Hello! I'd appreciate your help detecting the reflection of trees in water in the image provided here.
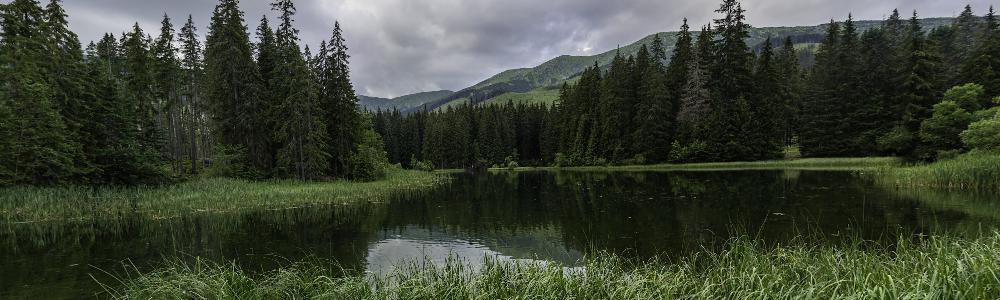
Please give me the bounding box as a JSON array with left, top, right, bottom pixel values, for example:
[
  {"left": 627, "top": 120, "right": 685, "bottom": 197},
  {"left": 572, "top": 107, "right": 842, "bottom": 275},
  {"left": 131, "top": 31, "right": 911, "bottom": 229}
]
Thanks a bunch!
[
  {"left": 0, "top": 203, "right": 385, "bottom": 298},
  {"left": 383, "top": 170, "right": 972, "bottom": 262}
]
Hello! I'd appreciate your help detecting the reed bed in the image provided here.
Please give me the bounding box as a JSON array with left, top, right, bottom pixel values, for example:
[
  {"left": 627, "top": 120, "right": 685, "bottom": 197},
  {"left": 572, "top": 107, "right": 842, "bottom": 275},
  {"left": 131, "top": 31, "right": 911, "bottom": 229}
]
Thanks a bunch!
[
  {"left": 105, "top": 231, "right": 1000, "bottom": 299},
  {"left": 541, "top": 157, "right": 901, "bottom": 172},
  {"left": 866, "top": 152, "right": 1000, "bottom": 189},
  {"left": 0, "top": 169, "right": 446, "bottom": 226}
]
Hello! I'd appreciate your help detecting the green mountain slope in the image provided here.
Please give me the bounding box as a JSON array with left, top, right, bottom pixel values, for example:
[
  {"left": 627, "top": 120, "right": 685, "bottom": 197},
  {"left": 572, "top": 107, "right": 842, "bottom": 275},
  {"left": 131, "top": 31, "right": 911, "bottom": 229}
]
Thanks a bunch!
[
  {"left": 358, "top": 90, "right": 454, "bottom": 112},
  {"left": 406, "top": 17, "right": 954, "bottom": 112}
]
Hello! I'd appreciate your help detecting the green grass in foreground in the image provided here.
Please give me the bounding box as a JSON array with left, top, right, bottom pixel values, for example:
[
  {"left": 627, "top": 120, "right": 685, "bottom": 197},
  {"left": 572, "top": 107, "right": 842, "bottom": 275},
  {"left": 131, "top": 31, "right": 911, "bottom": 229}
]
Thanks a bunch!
[
  {"left": 532, "top": 157, "right": 901, "bottom": 172},
  {"left": 105, "top": 231, "right": 1000, "bottom": 299},
  {"left": 866, "top": 151, "right": 1000, "bottom": 189},
  {"left": 0, "top": 169, "right": 445, "bottom": 225}
]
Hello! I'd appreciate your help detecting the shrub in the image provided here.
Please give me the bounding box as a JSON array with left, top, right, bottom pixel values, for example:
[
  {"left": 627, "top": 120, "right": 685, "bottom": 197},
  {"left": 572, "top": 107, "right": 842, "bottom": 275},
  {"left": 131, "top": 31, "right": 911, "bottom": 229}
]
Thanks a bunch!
[{"left": 961, "top": 110, "right": 1000, "bottom": 151}]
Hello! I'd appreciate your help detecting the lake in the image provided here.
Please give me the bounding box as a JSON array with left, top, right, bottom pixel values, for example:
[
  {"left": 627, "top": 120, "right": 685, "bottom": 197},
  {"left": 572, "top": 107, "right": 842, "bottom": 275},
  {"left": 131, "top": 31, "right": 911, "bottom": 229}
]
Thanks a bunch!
[{"left": 2, "top": 170, "right": 998, "bottom": 299}]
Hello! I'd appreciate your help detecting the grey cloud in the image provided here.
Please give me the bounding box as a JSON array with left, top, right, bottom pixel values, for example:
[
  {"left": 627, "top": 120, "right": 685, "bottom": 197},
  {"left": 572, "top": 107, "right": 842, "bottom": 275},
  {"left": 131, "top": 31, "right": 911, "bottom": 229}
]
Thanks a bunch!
[{"left": 47, "top": 0, "right": 989, "bottom": 98}]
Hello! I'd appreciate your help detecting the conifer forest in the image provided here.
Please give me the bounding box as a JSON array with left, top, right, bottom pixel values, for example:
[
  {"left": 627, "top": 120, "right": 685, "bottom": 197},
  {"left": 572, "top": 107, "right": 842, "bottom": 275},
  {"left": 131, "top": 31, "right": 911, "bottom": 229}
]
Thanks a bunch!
[
  {"left": 374, "top": 3, "right": 1000, "bottom": 170},
  {"left": 0, "top": 0, "right": 387, "bottom": 187},
  {"left": 3, "top": 0, "right": 1000, "bottom": 185}
]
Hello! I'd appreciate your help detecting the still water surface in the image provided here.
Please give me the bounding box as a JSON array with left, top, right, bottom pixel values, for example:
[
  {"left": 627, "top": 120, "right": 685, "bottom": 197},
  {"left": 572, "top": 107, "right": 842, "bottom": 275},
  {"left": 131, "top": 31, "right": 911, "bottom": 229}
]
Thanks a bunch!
[{"left": 2, "top": 170, "right": 998, "bottom": 299}]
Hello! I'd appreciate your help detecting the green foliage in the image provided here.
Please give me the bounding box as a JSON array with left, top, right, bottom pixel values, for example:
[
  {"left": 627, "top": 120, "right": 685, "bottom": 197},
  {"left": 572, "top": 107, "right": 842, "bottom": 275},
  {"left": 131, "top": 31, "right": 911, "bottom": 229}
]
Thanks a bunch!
[
  {"left": 961, "top": 110, "right": 1000, "bottom": 151},
  {"left": 918, "top": 100, "right": 974, "bottom": 160},
  {"left": 410, "top": 155, "right": 434, "bottom": 172},
  {"left": 943, "top": 83, "right": 986, "bottom": 111},
  {"left": 669, "top": 140, "right": 710, "bottom": 164},
  {"left": 349, "top": 114, "right": 390, "bottom": 182}
]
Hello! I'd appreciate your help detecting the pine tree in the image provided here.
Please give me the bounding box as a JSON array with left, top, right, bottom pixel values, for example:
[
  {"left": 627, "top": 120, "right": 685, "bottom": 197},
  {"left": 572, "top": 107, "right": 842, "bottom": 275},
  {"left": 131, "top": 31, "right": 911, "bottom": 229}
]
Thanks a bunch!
[
  {"left": 178, "top": 15, "right": 204, "bottom": 175},
  {"left": 40, "top": 0, "right": 91, "bottom": 181},
  {"left": 801, "top": 20, "right": 843, "bottom": 157},
  {"left": 321, "top": 21, "right": 363, "bottom": 177},
  {"left": 0, "top": 0, "right": 79, "bottom": 185},
  {"left": 750, "top": 36, "right": 784, "bottom": 160},
  {"left": 960, "top": 6, "right": 1000, "bottom": 98},
  {"left": 205, "top": 0, "right": 264, "bottom": 177},
  {"left": 270, "top": 0, "right": 330, "bottom": 181},
  {"left": 152, "top": 14, "right": 183, "bottom": 177},
  {"left": 677, "top": 25, "right": 713, "bottom": 135},
  {"left": 665, "top": 20, "right": 692, "bottom": 121},
  {"left": 775, "top": 36, "right": 802, "bottom": 148},
  {"left": 708, "top": 0, "right": 755, "bottom": 161}
]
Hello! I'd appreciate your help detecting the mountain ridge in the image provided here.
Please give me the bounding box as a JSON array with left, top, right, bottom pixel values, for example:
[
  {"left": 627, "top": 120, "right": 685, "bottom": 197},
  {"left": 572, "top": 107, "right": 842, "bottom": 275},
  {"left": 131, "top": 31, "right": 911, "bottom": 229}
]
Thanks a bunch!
[{"left": 363, "top": 17, "right": 954, "bottom": 113}]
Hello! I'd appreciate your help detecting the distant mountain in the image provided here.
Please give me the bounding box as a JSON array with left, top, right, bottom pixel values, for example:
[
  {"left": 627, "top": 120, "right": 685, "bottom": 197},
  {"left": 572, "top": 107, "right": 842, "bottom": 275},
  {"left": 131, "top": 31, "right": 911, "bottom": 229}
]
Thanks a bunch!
[
  {"left": 357, "top": 90, "right": 454, "bottom": 112},
  {"left": 399, "top": 17, "right": 954, "bottom": 113}
]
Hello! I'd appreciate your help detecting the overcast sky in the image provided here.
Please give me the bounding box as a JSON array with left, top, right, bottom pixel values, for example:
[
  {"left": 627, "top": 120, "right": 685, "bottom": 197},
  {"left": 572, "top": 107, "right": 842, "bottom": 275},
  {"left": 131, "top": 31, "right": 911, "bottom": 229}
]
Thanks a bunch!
[{"left": 49, "top": 0, "right": 988, "bottom": 98}]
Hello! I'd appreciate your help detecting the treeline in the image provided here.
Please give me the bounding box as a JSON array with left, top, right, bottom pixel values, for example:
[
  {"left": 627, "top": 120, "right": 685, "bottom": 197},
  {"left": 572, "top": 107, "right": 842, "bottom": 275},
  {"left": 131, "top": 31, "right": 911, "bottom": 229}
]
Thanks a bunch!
[
  {"left": 376, "top": 1, "right": 1000, "bottom": 169},
  {"left": 373, "top": 100, "right": 548, "bottom": 169},
  {"left": 0, "top": 0, "right": 387, "bottom": 187}
]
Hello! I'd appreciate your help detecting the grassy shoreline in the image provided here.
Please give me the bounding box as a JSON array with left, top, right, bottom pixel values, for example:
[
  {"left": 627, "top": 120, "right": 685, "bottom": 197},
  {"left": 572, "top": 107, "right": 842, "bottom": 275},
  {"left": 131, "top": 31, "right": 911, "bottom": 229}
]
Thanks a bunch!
[
  {"left": 489, "top": 157, "right": 902, "bottom": 172},
  {"left": 106, "top": 231, "right": 1000, "bottom": 299},
  {"left": 1, "top": 169, "right": 446, "bottom": 225},
  {"left": 865, "top": 152, "right": 1000, "bottom": 189}
]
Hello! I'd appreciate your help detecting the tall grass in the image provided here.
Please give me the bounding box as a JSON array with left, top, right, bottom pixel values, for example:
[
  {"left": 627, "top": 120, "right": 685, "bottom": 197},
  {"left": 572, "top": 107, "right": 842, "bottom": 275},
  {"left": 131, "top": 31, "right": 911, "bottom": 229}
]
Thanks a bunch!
[
  {"left": 542, "top": 157, "right": 901, "bottom": 172},
  {"left": 105, "top": 231, "right": 1000, "bottom": 299},
  {"left": 867, "top": 152, "right": 1000, "bottom": 189},
  {"left": 0, "top": 169, "right": 446, "bottom": 226}
]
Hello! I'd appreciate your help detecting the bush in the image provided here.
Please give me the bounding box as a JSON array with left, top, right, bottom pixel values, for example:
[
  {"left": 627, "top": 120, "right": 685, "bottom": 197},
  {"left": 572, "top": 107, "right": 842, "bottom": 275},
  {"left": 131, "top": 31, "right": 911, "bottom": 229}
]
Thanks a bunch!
[
  {"left": 669, "top": 140, "right": 710, "bottom": 164},
  {"left": 506, "top": 161, "right": 519, "bottom": 170},
  {"left": 410, "top": 155, "right": 434, "bottom": 172},
  {"left": 961, "top": 110, "right": 1000, "bottom": 151},
  {"left": 554, "top": 153, "right": 569, "bottom": 167}
]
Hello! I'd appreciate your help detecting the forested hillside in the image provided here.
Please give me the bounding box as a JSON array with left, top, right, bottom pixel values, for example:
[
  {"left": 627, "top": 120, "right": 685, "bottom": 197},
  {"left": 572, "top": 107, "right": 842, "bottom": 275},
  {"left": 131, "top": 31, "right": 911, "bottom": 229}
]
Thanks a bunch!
[
  {"left": 398, "top": 17, "right": 955, "bottom": 113},
  {"left": 358, "top": 90, "right": 452, "bottom": 112},
  {"left": 374, "top": 3, "right": 1000, "bottom": 169},
  {"left": 0, "top": 0, "right": 388, "bottom": 186}
]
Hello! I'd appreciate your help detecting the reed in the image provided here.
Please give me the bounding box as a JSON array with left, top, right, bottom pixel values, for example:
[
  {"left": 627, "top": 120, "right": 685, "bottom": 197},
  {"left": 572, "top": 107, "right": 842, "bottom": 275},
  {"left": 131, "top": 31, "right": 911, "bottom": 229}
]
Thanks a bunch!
[
  {"left": 866, "top": 151, "right": 1000, "bottom": 189},
  {"left": 0, "top": 169, "right": 446, "bottom": 226},
  {"left": 105, "top": 231, "right": 1000, "bottom": 299}
]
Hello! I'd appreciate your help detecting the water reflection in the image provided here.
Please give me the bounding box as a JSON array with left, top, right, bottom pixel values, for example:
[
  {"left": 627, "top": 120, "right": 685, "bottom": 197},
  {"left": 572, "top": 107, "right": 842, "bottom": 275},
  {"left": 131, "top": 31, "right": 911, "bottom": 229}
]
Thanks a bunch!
[{"left": 1, "top": 170, "right": 998, "bottom": 299}]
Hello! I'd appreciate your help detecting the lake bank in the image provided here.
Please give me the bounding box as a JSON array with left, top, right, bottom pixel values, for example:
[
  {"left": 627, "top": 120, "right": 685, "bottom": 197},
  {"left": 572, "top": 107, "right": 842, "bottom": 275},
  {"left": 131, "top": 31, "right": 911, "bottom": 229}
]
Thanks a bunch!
[
  {"left": 865, "top": 151, "right": 1000, "bottom": 189},
  {"left": 106, "top": 230, "right": 1000, "bottom": 299},
  {"left": 488, "top": 157, "right": 901, "bottom": 172},
  {"left": 1, "top": 169, "right": 446, "bottom": 226}
]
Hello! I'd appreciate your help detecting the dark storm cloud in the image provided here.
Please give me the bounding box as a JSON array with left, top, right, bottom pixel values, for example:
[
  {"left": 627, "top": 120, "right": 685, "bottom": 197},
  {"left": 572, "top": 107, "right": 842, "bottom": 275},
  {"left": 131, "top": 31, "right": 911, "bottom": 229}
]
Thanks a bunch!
[{"left": 53, "top": 0, "right": 987, "bottom": 98}]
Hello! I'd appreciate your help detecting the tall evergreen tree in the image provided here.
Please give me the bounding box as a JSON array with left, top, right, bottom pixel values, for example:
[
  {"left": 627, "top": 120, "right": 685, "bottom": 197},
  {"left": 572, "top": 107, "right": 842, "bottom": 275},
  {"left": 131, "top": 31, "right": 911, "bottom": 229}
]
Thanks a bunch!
[
  {"left": 960, "top": 6, "right": 1000, "bottom": 98},
  {"left": 0, "top": 0, "right": 77, "bottom": 185},
  {"left": 270, "top": 0, "right": 329, "bottom": 181},
  {"left": 205, "top": 0, "right": 264, "bottom": 177},
  {"left": 320, "top": 21, "right": 363, "bottom": 177},
  {"left": 178, "top": 15, "right": 204, "bottom": 175}
]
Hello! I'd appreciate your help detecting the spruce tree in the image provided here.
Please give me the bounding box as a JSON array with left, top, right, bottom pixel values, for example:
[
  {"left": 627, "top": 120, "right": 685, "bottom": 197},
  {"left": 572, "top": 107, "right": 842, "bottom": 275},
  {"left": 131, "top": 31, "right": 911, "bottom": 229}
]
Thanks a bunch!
[
  {"left": 801, "top": 20, "right": 842, "bottom": 157},
  {"left": 178, "top": 15, "right": 204, "bottom": 175},
  {"left": 270, "top": 0, "right": 330, "bottom": 181},
  {"left": 665, "top": 20, "right": 692, "bottom": 118},
  {"left": 0, "top": 0, "right": 79, "bottom": 185},
  {"left": 750, "top": 36, "right": 784, "bottom": 160},
  {"left": 960, "top": 6, "right": 1000, "bottom": 98},
  {"left": 321, "top": 21, "right": 363, "bottom": 177},
  {"left": 205, "top": 0, "right": 264, "bottom": 177}
]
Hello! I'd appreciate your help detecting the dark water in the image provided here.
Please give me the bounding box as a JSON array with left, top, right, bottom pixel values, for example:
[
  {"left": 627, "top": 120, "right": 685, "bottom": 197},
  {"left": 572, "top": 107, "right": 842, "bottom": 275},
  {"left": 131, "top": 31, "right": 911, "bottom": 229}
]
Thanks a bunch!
[{"left": 2, "top": 170, "right": 998, "bottom": 299}]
